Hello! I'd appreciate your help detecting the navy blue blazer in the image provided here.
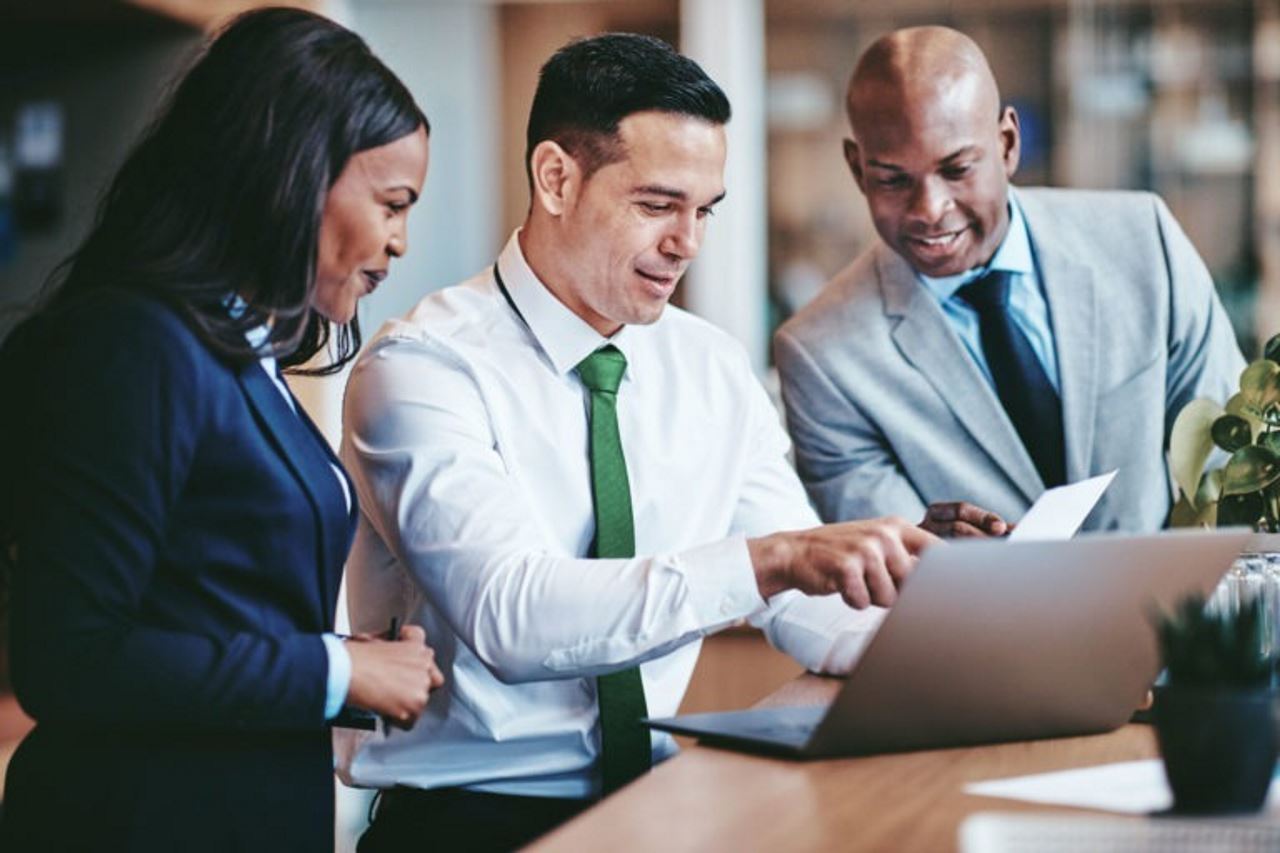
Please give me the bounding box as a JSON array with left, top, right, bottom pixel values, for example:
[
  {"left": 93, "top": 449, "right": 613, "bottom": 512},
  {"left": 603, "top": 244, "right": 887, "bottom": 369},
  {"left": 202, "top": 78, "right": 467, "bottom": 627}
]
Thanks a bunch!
[{"left": 0, "top": 289, "right": 355, "bottom": 851}]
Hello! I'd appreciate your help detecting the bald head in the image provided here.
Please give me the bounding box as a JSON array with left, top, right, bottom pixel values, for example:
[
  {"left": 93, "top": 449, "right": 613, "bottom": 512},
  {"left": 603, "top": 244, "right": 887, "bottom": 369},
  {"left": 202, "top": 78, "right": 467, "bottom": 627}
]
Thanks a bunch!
[
  {"left": 840, "top": 26, "right": 1020, "bottom": 277},
  {"left": 847, "top": 26, "right": 1001, "bottom": 141}
]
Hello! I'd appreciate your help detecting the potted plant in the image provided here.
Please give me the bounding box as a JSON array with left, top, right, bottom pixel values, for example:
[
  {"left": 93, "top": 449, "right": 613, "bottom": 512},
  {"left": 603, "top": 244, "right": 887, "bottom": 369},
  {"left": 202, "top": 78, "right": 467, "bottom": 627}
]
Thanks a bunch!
[
  {"left": 1153, "top": 595, "right": 1278, "bottom": 813},
  {"left": 1170, "top": 333, "right": 1280, "bottom": 529}
]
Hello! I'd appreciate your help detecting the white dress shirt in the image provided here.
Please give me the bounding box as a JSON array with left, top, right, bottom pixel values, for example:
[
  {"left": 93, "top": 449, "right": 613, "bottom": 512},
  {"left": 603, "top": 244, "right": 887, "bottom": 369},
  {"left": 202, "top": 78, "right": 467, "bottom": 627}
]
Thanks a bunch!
[{"left": 336, "top": 231, "right": 882, "bottom": 799}]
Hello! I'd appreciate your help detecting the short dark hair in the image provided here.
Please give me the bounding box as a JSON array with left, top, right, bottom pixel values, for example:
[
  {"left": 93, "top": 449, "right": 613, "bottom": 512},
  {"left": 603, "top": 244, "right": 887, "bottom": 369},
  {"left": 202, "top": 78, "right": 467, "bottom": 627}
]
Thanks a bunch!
[
  {"left": 525, "top": 33, "right": 730, "bottom": 187},
  {"left": 42, "top": 7, "right": 427, "bottom": 374}
]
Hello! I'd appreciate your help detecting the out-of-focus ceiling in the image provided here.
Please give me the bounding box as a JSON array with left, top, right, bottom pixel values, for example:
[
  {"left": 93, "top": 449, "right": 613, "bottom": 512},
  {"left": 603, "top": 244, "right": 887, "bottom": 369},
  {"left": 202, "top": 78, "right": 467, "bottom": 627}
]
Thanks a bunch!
[
  {"left": 0, "top": 1, "right": 192, "bottom": 77},
  {"left": 0, "top": 0, "right": 330, "bottom": 76},
  {"left": 127, "top": 0, "right": 325, "bottom": 31},
  {"left": 0, "top": 0, "right": 323, "bottom": 30}
]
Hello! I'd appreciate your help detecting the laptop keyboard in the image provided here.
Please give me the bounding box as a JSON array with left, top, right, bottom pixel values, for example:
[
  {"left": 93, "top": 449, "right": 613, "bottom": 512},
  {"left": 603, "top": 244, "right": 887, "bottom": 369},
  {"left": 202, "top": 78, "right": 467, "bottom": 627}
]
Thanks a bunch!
[{"left": 960, "top": 812, "right": 1280, "bottom": 852}]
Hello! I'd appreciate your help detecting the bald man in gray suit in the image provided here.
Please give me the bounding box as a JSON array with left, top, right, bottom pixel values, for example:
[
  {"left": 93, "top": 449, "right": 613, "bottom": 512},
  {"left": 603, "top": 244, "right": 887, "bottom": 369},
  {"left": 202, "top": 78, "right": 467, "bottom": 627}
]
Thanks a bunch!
[{"left": 775, "top": 26, "right": 1244, "bottom": 535}]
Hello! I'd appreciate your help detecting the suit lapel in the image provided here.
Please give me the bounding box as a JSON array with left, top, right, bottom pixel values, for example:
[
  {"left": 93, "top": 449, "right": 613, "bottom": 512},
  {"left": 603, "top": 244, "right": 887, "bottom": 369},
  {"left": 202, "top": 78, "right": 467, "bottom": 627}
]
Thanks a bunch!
[
  {"left": 879, "top": 245, "right": 1044, "bottom": 502},
  {"left": 1019, "top": 191, "right": 1099, "bottom": 485},
  {"left": 236, "top": 362, "right": 348, "bottom": 622},
  {"left": 293, "top": 391, "right": 359, "bottom": 609}
]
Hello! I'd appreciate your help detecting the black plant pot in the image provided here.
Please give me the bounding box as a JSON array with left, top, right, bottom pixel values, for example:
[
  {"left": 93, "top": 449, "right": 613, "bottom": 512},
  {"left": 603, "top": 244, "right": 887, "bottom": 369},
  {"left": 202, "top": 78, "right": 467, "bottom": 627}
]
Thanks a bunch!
[{"left": 1153, "top": 685, "right": 1279, "bottom": 814}]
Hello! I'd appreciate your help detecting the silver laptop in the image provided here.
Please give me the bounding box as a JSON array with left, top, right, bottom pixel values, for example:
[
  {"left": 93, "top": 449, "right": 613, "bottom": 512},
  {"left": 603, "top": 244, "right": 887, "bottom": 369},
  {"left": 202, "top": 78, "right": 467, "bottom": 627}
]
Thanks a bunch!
[{"left": 644, "top": 530, "right": 1251, "bottom": 757}]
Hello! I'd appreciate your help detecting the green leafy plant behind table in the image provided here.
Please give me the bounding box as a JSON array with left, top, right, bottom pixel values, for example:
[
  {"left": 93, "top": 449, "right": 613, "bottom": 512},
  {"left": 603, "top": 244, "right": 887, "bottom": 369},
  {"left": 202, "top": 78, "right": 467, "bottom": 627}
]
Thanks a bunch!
[
  {"left": 1152, "top": 595, "right": 1278, "bottom": 814},
  {"left": 1171, "top": 333, "right": 1280, "bottom": 530},
  {"left": 1157, "top": 596, "right": 1276, "bottom": 688}
]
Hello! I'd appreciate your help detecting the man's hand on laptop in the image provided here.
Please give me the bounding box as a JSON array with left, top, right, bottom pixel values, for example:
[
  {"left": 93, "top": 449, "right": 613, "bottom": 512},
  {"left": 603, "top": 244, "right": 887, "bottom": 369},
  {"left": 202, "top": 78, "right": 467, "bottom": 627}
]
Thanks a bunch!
[
  {"left": 747, "top": 518, "right": 938, "bottom": 609},
  {"left": 920, "top": 501, "right": 1011, "bottom": 538}
]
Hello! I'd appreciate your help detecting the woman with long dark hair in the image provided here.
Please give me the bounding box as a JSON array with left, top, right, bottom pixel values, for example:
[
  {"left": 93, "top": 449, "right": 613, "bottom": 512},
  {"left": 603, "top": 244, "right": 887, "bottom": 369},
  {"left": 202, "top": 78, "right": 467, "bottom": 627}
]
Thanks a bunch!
[{"left": 0, "top": 8, "right": 441, "bottom": 850}]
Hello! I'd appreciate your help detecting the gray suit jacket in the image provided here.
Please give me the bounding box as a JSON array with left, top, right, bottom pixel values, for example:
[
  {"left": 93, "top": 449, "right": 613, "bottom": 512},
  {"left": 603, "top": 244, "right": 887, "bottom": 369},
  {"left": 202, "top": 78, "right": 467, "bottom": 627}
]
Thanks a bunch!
[{"left": 774, "top": 187, "right": 1246, "bottom": 532}]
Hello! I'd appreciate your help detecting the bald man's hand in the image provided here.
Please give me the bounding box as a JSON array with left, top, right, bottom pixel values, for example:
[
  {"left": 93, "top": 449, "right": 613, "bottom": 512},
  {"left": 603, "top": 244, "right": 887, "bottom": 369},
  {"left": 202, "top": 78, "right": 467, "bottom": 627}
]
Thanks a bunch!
[
  {"left": 748, "top": 517, "right": 938, "bottom": 609},
  {"left": 920, "top": 501, "right": 1010, "bottom": 538}
]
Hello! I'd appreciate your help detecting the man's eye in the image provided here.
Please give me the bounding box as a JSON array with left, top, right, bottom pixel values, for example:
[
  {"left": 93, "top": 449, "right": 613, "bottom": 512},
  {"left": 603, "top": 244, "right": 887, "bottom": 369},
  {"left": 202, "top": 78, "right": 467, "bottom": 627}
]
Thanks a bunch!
[
  {"left": 696, "top": 206, "right": 716, "bottom": 219},
  {"left": 876, "top": 175, "right": 909, "bottom": 189},
  {"left": 639, "top": 202, "right": 672, "bottom": 213},
  {"left": 387, "top": 202, "right": 409, "bottom": 214},
  {"left": 942, "top": 165, "right": 971, "bottom": 180}
]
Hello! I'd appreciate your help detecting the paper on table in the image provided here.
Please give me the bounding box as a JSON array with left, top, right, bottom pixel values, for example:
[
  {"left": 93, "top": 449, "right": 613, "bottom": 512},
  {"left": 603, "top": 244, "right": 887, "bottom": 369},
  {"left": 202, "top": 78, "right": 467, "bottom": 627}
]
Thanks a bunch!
[
  {"left": 959, "top": 811, "right": 1280, "bottom": 853},
  {"left": 1008, "top": 470, "right": 1118, "bottom": 542},
  {"left": 965, "top": 758, "right": 1280, "bottom": 815}
]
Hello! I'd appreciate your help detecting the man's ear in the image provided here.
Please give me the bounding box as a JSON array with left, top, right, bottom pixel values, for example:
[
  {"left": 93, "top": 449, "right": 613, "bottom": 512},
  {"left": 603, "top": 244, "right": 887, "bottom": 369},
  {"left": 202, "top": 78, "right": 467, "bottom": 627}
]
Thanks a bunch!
[
  {"left": 843, "top": 137, "right": 867, "bottom": 195},
  {"left": 529, "top": 140, "right": 579, "bottom": 217},
  {"left": 998, "top": 105, "right": 1022, "bottom": 179}
]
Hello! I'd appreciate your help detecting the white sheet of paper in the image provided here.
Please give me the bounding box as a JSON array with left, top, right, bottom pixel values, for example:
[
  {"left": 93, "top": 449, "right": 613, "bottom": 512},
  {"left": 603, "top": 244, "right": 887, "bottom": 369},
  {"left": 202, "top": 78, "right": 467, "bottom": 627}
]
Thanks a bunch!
[
  {"left": 1008, "top": 470, "right": 1118, "bottom": 542},
  {"left": 964, "top": 759, "right": 1280, "bottom": 815}
]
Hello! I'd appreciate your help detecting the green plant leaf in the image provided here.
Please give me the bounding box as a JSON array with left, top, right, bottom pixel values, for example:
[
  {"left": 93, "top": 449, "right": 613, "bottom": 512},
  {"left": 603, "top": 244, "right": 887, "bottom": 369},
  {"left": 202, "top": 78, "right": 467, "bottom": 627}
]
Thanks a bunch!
[
  {"left": 1196, "top": 468, "right": 1224, "bottom": 506},
  {"left": 1211, "top": 414, "right": 1253, "bottom": 452},
  {"left": 1260, "top": 431, "right": 1280, "bottom": 456},
  {"left": 1222, "top": 445, "right": 1280, "bottom": 496},
  {"left": 1218, "top": 491, "right": 1264, "bottom": 527},
  {"left": 1265, "top": 333, "right": 1280, "bottom": 365},
  {"left": 1169, "top": 493, "right": 1218, "bottom": 528},
  {"left": 1225, "top": 393, "right": 1265, "bottom": 442},
  {"left": 1238, "top": 360, "right": 1280, "bottom": 424},
  {"left": 1156, "top": 594, "right": 1275, "bottom": 687},
  {"left": 1170, "top": 398, "right": 1225, "bottom": 508}
]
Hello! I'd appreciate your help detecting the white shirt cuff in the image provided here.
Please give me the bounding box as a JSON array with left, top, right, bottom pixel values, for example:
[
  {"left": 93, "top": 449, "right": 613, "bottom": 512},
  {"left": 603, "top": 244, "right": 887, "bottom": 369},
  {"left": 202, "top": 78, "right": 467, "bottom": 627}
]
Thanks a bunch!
[
  {"left": 676, "top": 535, "right": 766, "bottom": 624},
  {"left": 321, "top": 633, "right": 352, "bottom": 720},
  {"left": 817, "top": 609, "right": 886, "bottom": 674}
]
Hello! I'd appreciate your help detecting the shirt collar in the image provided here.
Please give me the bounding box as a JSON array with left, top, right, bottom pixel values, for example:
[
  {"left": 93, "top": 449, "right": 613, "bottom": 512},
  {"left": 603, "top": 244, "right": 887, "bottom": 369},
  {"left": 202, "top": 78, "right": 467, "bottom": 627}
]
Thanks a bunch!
[
  {"left": 227, "top": 292, "right": 280, "bottom": 376},
  {"left": 496, "top": 229, "right": 639, "bottom": 383},
  {"left": 245, "top": 324, "right": 271, "bottom": 353},
  {"left": 227, "top": 293, "right": 271, "bottom": 351},
  {"left": 916, "top": 188, "right": 1035, "bottom": 302}
]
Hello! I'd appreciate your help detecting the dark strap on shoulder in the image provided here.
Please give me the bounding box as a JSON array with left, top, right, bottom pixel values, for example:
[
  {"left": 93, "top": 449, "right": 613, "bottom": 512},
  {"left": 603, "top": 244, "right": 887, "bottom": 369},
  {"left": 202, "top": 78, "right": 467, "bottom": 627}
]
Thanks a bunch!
[{"left": 492, "top": 263, "right": 529, "bottom": 330}]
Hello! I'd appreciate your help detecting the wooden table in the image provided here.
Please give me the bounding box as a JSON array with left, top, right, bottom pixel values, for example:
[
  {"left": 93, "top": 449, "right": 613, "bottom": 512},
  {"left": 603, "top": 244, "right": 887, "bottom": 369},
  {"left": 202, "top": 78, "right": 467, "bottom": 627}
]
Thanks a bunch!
[{"left": 531, "top": 676, "right": 1159, "bottom": 852}]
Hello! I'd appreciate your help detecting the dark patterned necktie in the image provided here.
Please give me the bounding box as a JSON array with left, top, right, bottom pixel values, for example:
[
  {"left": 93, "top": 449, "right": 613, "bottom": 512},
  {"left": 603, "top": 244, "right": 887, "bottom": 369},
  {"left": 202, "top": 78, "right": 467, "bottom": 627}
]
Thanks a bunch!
[{"left": 957, "top": 270, "right": 1065, "bottom": 488}]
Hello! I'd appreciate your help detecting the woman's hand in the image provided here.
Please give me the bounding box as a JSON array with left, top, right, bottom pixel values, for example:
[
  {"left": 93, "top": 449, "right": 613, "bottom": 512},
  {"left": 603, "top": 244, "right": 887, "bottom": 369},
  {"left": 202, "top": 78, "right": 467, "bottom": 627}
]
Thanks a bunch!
[{"left": 344, "top": 625, "right": 445, "bottom": 729}]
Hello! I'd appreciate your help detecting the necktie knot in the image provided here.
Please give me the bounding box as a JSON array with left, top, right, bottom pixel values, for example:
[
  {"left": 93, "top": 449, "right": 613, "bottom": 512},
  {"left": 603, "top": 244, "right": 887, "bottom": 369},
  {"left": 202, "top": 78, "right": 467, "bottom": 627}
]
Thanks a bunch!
[
  {"left": 957, "top": 269, "right": 1014, "bottom": 312},
  {"left": 576, "top": 345, "right": 627, "bottom": 394}
]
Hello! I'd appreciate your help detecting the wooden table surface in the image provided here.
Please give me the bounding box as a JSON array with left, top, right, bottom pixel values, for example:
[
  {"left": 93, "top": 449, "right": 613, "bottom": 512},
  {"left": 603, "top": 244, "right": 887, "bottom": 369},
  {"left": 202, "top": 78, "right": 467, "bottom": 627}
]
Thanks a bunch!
[{"left": 531, "top": 676, "right": 1159, "bottom": 852}]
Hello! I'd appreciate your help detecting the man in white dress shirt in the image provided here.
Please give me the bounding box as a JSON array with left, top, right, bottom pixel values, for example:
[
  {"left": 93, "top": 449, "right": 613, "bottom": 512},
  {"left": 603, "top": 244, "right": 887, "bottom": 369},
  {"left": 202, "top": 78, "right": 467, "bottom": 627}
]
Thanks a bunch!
[{"left": 338, "top": 33, "right": 934, "bottom": 851}]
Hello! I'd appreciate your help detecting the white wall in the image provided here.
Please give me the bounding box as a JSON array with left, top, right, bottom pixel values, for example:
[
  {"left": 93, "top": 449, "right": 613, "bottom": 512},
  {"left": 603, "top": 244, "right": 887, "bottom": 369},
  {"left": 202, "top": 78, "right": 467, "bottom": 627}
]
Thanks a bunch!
[
  {"left": 0, "top": 31, "right": 202, "bottom": 338},
  {"left": 681, "top": 0, "right": 769, "bottom": 372},
  {"left": 288, "top": 0, "right": 503, "bottom": 446},
  {"left": 351, "top": 0, "right": 503, "bottom": 326}
]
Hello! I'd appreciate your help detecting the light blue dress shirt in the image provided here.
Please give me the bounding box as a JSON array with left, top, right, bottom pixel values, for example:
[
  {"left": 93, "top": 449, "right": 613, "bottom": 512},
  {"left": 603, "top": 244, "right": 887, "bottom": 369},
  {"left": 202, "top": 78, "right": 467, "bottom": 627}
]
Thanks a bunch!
[{"left": 916, "top": 190, "right": 1060, "bottom": 392}]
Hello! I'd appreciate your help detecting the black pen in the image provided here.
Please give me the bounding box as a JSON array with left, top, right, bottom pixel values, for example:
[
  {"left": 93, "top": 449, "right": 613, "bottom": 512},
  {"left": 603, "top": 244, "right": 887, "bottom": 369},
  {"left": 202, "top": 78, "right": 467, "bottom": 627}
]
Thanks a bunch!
[{"left": 381, "top": 617, "right": 402, "bottom": 732}]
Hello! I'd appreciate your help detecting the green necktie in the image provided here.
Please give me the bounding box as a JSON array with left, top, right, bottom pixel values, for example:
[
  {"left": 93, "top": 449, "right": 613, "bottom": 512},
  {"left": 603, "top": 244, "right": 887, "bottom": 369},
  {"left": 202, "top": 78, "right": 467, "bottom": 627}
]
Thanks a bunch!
[{"left": 576, "top": 345, "right": 651, "bottom": 794}]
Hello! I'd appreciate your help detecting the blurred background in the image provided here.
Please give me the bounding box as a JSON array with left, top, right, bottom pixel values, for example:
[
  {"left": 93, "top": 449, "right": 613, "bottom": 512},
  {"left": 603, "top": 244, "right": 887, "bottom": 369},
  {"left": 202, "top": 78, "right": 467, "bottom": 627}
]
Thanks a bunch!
[
  {"left": 4, "top": 0, "right": 1278, "bottom": 375},
  {"left": 1, "top": 0, "right": 1276, "bottom": 847}
]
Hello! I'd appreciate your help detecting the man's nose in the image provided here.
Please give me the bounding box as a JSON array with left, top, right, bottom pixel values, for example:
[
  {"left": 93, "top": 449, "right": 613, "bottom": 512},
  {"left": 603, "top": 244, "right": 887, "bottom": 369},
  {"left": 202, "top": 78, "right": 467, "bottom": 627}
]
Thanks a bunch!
[{"left": 907, "top": 176, "right": 953, "bottom": 225}]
